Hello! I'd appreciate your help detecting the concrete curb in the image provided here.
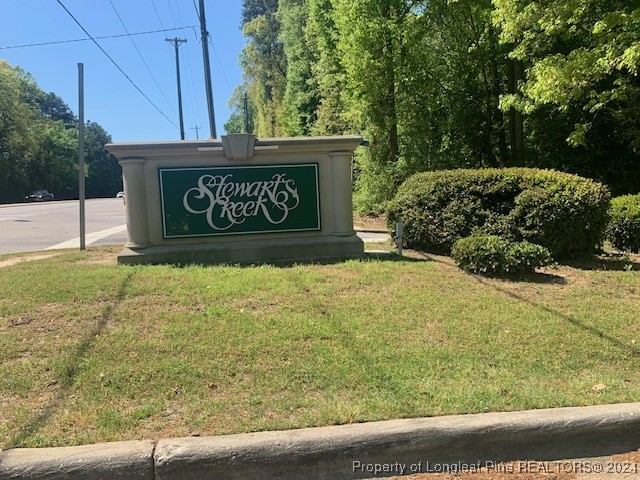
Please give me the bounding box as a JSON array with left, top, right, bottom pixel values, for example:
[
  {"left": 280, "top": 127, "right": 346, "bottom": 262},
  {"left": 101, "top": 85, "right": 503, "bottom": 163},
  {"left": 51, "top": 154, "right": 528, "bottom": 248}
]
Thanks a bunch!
[
  {"left": 2, "top": 403, "right": 639, "bottom": 480},
  {"left": 0, "top": 440, "right": 155, "bottom": 480},
  {"left": 355, "top": 228, "right": 389, "bottom": 234}
]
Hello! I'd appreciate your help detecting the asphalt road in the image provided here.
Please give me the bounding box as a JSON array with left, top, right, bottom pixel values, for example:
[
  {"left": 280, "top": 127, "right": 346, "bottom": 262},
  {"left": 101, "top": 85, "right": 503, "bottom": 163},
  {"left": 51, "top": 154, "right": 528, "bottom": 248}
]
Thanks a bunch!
[
  {"left": 0, "top": 198, "right": 127, "bottom": 254},
  {"left": 0, "top": 199, "right": 389, "bottom": 255}
]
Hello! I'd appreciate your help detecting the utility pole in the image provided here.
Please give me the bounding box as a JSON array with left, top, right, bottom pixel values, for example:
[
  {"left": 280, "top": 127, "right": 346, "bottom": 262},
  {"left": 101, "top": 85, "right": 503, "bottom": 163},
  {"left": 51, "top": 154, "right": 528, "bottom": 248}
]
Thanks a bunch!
[
  {"left": 198, "top": 0, "right": 217, "bottom": 138},
  {"left": 191, "top": 125, "right": 202, "bottom": 140},
  {"left": 165, "top": 37, "right": 187, "bottom": 140}
]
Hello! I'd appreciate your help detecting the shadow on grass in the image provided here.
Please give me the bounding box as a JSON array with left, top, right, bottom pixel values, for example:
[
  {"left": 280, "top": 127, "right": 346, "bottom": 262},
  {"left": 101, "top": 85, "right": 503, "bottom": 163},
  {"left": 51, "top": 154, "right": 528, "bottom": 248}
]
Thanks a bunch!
[
  {"left": 473, "top": 276, "right": 640, "bottom": 359},
  {"left": 167, "top": 251, "right": 428, "bottom": 270},
  {"left": 417, "top": 251, "right": 637, "bottom": 355},
  {"left": 6, "top": 271, "right": 135, "bottom": 449},
  {"left": 560, "top": 253, "right": 640, "bottom": 272},
  {"left": 417, "top": 252, "right": 567, "bottom": 285},
  {"left": 483, "top": 271, "right": 568, "bottom": 285}
]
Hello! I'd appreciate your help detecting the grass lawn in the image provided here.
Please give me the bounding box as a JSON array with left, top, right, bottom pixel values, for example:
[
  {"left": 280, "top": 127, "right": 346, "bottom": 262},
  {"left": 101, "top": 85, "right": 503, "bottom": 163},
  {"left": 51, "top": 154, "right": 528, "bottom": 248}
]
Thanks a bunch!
[{"left": 0, "top": 246, "right": 638, "bottom": 448}]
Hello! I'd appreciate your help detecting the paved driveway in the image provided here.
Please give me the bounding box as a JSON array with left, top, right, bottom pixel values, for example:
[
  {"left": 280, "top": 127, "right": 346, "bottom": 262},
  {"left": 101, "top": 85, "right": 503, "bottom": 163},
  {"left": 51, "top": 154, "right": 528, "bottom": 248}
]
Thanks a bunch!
[
  {"left": 0, "top": 198, "right": 127, "bottom": 254},
  {"left": 0, "top": 199, "right": 389, "bottom": 255}
]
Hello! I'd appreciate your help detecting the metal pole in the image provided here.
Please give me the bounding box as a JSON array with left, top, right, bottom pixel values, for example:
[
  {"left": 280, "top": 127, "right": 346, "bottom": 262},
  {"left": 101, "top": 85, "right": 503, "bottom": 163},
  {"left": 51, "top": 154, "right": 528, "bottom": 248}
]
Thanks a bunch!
[
  {"left": 244, "top": 91, "right": 249, "bottom": 133},
  {"left": 78, "top": 63, "right": 86, "bottom": 250},
  {"left": 166, "top": 38, "right": 187, "bottom": 140},
  {"left": 191, "top": 125, "right": 201, "bottom": 139},
  {"left": 199, "top": 0, "right": 217, "bottom": 138}
]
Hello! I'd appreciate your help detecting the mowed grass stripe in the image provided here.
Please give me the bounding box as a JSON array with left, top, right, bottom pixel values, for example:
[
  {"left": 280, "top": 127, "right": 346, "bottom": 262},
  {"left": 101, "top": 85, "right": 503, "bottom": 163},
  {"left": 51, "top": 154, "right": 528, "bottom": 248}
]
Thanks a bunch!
[{"left": 0, "top": 247, "right": 638, "bottom": 447}]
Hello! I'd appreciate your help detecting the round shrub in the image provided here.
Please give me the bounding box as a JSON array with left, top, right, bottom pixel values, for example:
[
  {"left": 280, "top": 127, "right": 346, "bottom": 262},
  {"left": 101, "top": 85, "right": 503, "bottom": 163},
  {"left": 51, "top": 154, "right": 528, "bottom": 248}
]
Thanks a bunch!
[
  {"left": 451, "top": 235, "right": 553, "bottom": 275},
  {"left": 607, "top": 194, "right": 640, "bottom": 252},
  {"left": 387, "top": 168, "right": 610, "bottom": 258}
]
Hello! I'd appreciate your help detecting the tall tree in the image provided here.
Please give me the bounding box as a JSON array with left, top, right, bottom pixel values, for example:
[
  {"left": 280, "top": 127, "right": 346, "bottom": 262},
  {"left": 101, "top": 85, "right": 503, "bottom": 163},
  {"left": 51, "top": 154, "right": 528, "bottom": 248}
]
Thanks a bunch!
[
  {"left": 25, "top": 120, "right": 77, "bottom": 197},
  {"left": 307, "top": 0, "right": 349, "bottom": 135},
  {"left": 224, "top": 84, "right": 255, "bottom": 134},
  {"left": 493, "top": 0, "right": 640, "bottom": 150},
  {"left": 242, "top": 0, "right": 279, "bottom": 24},
  {"left": 493, "top": 0, "right": 640, "bottom": 193},
  {"left": 0, "top": 62, "right": 40, "bottom": 201},
  {"left": 0, "top": 60, "right": 121, "bottom": 202},
  {"left": 279, "top": 0, "right": 319, "bottom": 136},
  {"left": 240, "top": 0, "right": 287, "bottom": 137},
  {"left": 85, "top": 121, "right": 122, "bottom": 198},
  {"left": 37, "top": 92, "right": 76, "bottom": 127},
  {"left": 334, "top": 0, "right": 512, "bottom": 212}
]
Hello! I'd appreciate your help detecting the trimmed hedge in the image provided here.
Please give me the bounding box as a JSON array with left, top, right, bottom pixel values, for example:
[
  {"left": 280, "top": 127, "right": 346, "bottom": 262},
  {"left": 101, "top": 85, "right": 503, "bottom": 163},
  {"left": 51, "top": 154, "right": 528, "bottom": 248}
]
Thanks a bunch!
[
  {"left": 451, "top": 235, "right": 553, "bottom": 275},
  {"left": 387, "top": 168, "right": 610, "bottom": 258},
  {"left": 607, "top": 194, "right": 640, "bottom": 253}
]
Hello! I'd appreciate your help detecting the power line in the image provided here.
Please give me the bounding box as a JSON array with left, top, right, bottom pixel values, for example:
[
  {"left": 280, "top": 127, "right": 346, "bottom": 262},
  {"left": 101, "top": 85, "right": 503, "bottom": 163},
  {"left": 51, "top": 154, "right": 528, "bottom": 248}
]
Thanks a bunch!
[
  {"left": 0, "top": 26, "right": 197, "bottom": 50},
  {"left": 150, "top": 0, "right": 167, "bottom": 31},
  {"left": 166, "top": 0, "right": 180, "bottom": 32},
  {"left": 108, "top": 0, "right": 177, "bottom": 117},
  {"left": 56, "top": 0, "right": 179, "bottom": 129},
  {"left": 150, "top": 0, "right": 183, "bottom": 80},
  {"left": 209, "top": 38, "right": 233, "bottom": 94}
]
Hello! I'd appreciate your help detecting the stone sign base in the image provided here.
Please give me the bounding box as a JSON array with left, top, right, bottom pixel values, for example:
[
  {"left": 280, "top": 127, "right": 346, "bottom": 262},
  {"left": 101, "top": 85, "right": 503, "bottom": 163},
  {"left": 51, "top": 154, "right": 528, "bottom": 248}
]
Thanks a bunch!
[{"left": 117, "top": 232, "right": 364, "bottom": 266}]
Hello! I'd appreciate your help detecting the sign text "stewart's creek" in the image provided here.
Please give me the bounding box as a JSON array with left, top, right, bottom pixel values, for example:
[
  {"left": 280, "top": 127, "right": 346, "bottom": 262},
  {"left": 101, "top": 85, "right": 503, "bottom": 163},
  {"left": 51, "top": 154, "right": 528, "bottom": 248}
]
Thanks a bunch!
[
  {"left": 184, "top": 173, "right": 300, "bottom": 230},
  {"left": 160, "top": 165, "right": 320, "bottom": 238}
]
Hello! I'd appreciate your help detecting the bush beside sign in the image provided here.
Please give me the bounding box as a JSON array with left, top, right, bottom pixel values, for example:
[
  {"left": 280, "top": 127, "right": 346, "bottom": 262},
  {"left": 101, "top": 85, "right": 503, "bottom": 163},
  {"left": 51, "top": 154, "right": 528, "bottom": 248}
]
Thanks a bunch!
[{"left": 159, "top": 164, "right": 320, "bottom": 238}]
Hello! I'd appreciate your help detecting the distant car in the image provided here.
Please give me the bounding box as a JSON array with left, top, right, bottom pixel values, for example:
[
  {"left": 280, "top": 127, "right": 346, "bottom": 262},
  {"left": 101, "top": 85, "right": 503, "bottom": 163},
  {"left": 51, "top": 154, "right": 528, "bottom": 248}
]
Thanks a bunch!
[
  {"left": 26, "top": 190, "right": 54, "bottom": 202},
  {"left": 116, "top": 191, "right": 124, "bottom": 198}
]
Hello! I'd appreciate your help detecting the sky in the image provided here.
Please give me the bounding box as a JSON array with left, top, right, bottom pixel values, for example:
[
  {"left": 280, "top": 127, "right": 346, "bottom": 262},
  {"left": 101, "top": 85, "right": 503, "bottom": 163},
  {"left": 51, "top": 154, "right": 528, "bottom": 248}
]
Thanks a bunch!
[{"left": 1, "top": 0, "right": 245, "bottom": 142}]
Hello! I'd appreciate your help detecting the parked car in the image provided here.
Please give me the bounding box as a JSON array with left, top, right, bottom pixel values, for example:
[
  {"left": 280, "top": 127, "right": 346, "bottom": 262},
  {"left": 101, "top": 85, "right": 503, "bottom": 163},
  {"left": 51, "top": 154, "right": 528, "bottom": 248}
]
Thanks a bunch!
[
  {"left": 116, "top": 191, "right": 124, "bottom": 198},
  {"left": 25, "top": 190, "right": 54, "bottom": 202}
]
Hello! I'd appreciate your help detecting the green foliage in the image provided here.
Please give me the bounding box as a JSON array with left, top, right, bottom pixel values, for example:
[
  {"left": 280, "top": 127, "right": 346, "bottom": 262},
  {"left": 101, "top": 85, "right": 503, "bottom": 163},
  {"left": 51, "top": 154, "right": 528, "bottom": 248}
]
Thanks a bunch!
[
  {"left": 387, "top": 168, "right": 610, "bottom": 258},
  {"left": 85, "top": 122, "right": 122, "bottom": 198},
  {"left": 493, "top": 0, "right": 640, "bottom": 151},
  {"left": 241, "top": 0, "right": 279, "bottom": 25},
  {"left": 224, "top": 84, "right": 255, "bottom": 134},
  {"left": 37, "top": 92, "right": 76, "bottom": 126},
  {"left": 279, "top": 0, "right": 319, "bottom": 136},
  {"left": 451, "top": 235, "right": 553, "bottom": 275},
  {"left": 234, "top": 0, "right": 640, "bottom": 210},
  {"left": 25, "top": 120, "right": 77, "bottom": 198},
  {"left": 0, "top": 60, "right": 120, "bottom": 202},
  {"left": 0, "top": 62, "right": 39, "bottom": 201},
  {"left": 307, "top": 0, "right": 349, "bottom": 135},
  {"left": 607, "top": 194, "right": 640, "bottom": 253},
  {"left": 240, "top": 0, "right": 287, "bottom": 137},
  {"left": 352, "top": 148, "right": 397, "bottom": 216}
]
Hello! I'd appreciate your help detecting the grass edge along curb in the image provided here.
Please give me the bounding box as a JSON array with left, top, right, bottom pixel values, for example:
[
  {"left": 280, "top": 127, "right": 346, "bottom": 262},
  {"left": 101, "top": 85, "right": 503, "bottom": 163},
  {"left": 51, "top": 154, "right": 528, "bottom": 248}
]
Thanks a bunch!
[{"left": 2, "top": 403, "right": 639, "bottom": 480}]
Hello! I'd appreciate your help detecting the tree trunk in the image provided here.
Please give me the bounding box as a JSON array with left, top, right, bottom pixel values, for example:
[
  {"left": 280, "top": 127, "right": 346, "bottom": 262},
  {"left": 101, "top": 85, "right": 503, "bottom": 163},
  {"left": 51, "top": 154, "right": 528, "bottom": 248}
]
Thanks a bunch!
[
  {"left": 385, "top": 29, "right": 400, "bottom": 169},
  {"left": 508, "top": 59, "right": 524, "bottom": 164}
]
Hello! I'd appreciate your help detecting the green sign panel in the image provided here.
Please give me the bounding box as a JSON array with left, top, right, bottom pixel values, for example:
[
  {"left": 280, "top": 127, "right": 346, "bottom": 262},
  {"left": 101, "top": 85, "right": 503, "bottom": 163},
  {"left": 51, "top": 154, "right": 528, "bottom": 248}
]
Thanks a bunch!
[{"left": 159, "top": 164, "right": 320, "bottom": 238}]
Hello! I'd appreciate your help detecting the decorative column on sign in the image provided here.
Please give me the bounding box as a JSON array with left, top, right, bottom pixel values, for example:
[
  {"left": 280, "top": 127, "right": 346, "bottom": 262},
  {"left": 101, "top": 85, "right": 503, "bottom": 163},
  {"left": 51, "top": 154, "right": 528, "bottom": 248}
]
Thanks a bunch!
[
  {"left": 120, "top": 158, "right": 150, "bottom": 249},
  {"left": 329, "top": 150, "right": 355, "bottom": 236}
]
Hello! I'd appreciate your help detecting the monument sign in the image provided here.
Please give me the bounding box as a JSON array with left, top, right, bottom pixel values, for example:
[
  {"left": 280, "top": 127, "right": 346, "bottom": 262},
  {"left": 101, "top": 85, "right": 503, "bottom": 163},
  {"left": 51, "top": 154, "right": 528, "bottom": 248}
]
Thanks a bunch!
[{"left": 106, "top": 134, "right": 364, "bottom": 265}]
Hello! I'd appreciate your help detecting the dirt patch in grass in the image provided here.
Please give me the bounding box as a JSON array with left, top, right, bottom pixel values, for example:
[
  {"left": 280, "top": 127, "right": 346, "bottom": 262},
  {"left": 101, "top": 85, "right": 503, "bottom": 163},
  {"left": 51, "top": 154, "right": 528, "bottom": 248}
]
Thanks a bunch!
[{"left": 0, "top": 254, "right": 57, "bottom": 269}]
